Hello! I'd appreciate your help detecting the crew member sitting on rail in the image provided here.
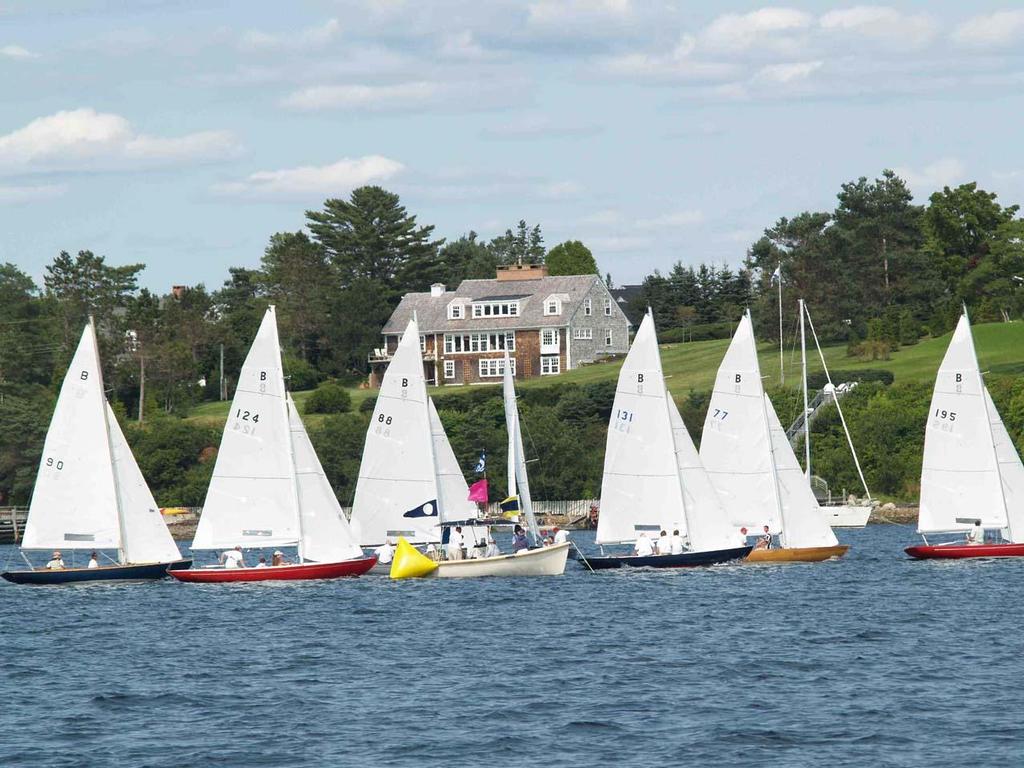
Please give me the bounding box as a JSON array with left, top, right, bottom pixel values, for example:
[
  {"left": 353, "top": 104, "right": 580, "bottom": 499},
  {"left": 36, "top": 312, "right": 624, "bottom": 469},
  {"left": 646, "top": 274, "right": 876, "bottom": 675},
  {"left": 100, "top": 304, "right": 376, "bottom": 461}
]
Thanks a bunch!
[
  {"left": 271, "top": 550, "right": 290, "bottom": 566},
  {"left": 670, "top": 529, "right": 686, "bottom": 555},
  {"left": 220, "top": 546, "right": 245, "bottom": 569},
  {"left": 553, "top": 526, "right": 569, "bottom": 545},
  {"left": 45, "top": 550, "right": 65, "bottom": 570},
  {"left": 656, "top": 529, "right": 671, "bottom": 555},
  {"left": 755, "top": 526, "right": 773, "bottom": 550},
  {"left": 447, "top": 526, "right": 465, "bottom": 560},
  {"left": 967, "top": 520, "right": 985, "bottom": 546},
  {"left": 634, "top": 532, "right": 655, "bottom": 557},
  {"left": 375, "top": 538, "right": 395, "bottom": 565},
  {"left": 87, "top": 551, "right": 99, "bottom": 569},
  {"left": 512, "top": 525, "right": 529, "bottom": 553}
]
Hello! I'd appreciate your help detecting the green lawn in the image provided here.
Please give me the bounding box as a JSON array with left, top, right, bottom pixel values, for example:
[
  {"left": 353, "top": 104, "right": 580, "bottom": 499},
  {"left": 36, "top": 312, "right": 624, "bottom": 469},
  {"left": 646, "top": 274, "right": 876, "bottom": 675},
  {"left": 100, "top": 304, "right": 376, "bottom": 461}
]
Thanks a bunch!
[{"left": 187, "top": 320, "right": 1024, "bottom": 425}]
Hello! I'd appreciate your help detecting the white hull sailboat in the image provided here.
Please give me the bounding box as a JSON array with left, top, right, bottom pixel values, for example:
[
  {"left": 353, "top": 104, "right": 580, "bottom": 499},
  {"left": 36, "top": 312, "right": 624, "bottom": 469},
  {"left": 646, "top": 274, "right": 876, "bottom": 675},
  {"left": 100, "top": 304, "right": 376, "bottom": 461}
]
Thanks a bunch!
[
  {"left": 700, "top": 310, "right": 848, "bottom": 562},
  {"left": 2, "top": 320, "right": 189, "bottom": 584},
  {"left": 171, "top": 307, "right": 375, "bottom": 583},
  {"left": 390, "top": 348, "right": 568, "bottom": 579},
  {"left": 906, "top": 310, "right": 1024, "bottom": 560},
  {"left": 585, "top": 311, "right": 751, "bottom": 569}
]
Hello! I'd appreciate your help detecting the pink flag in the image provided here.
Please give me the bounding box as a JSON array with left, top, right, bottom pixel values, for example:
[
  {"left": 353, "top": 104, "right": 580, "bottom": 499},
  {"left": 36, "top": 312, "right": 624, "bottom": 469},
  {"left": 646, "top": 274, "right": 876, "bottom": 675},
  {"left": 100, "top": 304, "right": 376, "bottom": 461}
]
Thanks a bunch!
[{"left": 467, "top": 478, "right": 489, "bottom": 503}]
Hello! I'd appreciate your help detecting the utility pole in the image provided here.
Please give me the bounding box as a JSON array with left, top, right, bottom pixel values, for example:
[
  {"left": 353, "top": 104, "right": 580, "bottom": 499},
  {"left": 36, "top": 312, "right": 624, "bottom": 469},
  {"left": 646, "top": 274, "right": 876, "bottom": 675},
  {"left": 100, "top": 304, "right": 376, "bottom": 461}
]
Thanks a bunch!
[
  {"left": 138, "top": 348, "right": 145, "bottom": 423},
  {"left": 219, "top": 343, "right": 225, "bottom": 400}
]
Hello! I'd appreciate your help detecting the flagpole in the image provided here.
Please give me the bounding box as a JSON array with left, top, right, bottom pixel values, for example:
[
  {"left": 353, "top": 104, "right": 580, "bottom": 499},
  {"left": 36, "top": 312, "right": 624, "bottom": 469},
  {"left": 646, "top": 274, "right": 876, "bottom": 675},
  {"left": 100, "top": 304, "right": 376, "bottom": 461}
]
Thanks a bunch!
[{"left": 777, "top": 261, "right": 784, "bottom": 387}]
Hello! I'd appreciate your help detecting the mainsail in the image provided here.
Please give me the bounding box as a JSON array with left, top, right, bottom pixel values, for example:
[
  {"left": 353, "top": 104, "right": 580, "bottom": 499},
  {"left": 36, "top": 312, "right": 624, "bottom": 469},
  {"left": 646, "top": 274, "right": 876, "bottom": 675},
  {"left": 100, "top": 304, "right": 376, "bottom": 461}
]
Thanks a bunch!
[
  {"left": 351, "top": 319, "right": 442, "bottom": 546},
  {"left": 429, "top": 398, "right": 478, "bottom": 523},
  {"left": 919, "top": 312, "right": 1021, "bottom": 540},
  {"left": 193, "top": 307, "right": 301, "bottom": 550}
]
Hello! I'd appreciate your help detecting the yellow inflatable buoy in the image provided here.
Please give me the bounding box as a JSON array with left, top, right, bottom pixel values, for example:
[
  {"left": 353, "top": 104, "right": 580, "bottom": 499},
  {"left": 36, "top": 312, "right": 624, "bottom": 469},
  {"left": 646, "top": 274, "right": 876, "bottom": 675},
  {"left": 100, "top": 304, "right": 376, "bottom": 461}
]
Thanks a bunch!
[{"left": 390, "top": 537, "right": 439, "bottom": 580}]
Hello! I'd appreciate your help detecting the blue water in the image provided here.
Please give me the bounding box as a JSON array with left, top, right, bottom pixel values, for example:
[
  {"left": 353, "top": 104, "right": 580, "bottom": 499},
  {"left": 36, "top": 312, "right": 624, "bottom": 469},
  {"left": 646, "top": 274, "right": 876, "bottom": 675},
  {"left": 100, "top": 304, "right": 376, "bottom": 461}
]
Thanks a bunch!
[{"left": 1, "top": 524, "right": 1021, "bottom": 767}]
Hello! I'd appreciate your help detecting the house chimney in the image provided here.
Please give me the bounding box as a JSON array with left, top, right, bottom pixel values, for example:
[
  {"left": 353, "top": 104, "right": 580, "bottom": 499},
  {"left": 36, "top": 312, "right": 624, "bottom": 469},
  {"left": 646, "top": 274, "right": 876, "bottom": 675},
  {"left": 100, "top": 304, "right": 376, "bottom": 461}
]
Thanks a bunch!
[
  {"left": 430, "top": 283, "right": 446, "bottom": 297},
  {"left": 171, "top": 285, "right": 187, "bottom": 300},
  {"left": 496, "top": 264, "right": 549, "bottom": 281}
]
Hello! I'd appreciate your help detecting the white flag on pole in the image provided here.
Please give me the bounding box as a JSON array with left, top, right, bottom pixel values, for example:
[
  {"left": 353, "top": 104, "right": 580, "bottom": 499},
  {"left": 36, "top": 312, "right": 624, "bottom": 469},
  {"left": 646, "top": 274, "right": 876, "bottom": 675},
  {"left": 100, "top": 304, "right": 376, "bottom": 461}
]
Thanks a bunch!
[{"left": 771, "top": 264, "right": 782, "bottom": 284}]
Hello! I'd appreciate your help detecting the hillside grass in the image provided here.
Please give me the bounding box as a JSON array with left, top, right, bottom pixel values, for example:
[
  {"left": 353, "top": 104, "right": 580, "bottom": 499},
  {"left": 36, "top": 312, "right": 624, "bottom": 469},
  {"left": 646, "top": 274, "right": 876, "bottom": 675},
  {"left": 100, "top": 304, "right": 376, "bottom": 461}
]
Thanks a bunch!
[{"left": 186, "top": 320, "right": 1024, "bottom": 426}]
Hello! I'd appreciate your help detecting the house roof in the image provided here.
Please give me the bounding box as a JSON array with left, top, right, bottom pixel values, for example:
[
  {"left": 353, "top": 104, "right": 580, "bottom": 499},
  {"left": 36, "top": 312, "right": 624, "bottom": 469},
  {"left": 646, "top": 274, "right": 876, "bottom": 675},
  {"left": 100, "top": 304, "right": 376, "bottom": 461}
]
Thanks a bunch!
[{"left": 382, "top": 274, "right": 605, "bottom": 334}]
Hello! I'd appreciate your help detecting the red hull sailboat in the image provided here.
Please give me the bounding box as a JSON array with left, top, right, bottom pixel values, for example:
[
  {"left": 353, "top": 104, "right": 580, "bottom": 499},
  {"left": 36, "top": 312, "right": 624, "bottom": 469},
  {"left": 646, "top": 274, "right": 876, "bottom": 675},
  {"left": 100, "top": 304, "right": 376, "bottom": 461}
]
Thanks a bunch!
[{"left": 170, "top": 556, "right": 377, "bottom": 583}]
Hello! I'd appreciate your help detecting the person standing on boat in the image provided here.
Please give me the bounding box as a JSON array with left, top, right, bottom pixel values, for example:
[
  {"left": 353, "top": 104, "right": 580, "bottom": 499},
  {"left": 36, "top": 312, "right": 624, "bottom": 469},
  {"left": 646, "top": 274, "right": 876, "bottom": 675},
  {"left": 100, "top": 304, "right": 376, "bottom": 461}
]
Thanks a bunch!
[
  {"left": 87, "top": 551, "right": 99, "bottom": 569},
  {"left": 967, "top": 520, "right": 985, "bottom": 546},
  {"left": 657, "top": 530, "right": 671, "bottom": 555},
  {"left": 447, "top": 526, "right": 465, "bottom": 560},
  {"left": 512, "top": 525, "right": 529, "bottom": 553},
  {"left": 220, "top": 546, "right": 245, "bottom": 569},
  {"left": 375, "top": 538, "right": 395, "bottom": 565},
  {"left": 634, "top": 533, "right": 655, "bottom": 557},
  {"left": 45, "top": 551, "right": 65, "bottom": 570},
  {"left": 670, "top": 530, "right": 685, "bottom": 555}
]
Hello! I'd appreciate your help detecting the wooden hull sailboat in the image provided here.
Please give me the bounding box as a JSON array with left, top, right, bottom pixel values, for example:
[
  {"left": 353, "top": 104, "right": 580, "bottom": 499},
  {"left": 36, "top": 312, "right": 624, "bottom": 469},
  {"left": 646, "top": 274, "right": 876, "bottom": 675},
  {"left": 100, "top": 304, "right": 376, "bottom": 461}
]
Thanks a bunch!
[
  {"left": 581, "top": 546, "right": 751, "bottom": 570},
  {"left": 908, "top": 310, "right": 1024, "bottom": 560},
  {"left": 175, "top": 307, "right": 373, "bottom": 583},
  {"left": 169, "top": 557, "right": 376, "bottom": 583},
  {"left": 3, "top": 559, "right": 191, "bottom": 585},
  {"left": 1, "top": 320, "right": 190, "bottom": 585},
  {"left": 746, "top": 545, "right": 848, "bottom": 563}
]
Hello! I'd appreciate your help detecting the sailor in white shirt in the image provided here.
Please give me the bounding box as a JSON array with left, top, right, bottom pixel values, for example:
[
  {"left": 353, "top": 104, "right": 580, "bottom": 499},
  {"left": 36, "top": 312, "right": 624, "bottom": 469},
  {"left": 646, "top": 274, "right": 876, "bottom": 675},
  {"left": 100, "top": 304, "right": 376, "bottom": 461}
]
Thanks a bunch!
[
  {"left": 553, "top": 527, "right": 570, "bottom": 545},
  {"left": 967, "top": 520, "right": 985, "bottom": 546},
  {"left": 485, "top": 537, "right": 501, "bottom": 558},
  {"left": 45, "top": 551, "right": 65, "bottom": 570},
  {"left": 670, "top": 529, "right": 685, "bottom": 555},
  {"left": 656, "top": 530, "right": 671, "bottom": 555},
  {"left": 634, "top": 532, "right": 655, "bottom": 557},
  {"left": 87, "top": 551, "right": 99, "bottom": 569},
  {"left": 447, "top": 526, "right": 465, "bottom": 561},
  {"left": 220, "top": 546, "right": 245, "bottom": 569},
  {"left": 375, "top": 538, "right": 395, "bottom": 565}
]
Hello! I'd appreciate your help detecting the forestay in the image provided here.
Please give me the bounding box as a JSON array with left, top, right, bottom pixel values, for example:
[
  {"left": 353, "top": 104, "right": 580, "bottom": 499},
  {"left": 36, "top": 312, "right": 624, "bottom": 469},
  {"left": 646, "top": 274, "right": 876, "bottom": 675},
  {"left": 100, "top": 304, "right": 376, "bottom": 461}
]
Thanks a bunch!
[
  {"left": 984, "top": 388, "right": 1024, "bottom": 542},
  {"left": 106, "top": 403, "right": 181, "bottom": 563},
  {"left": 286, "top": 393, "right": 364, "bottom": 562},
  {"left": 193, "top": 307, "right": 301, "bottom": 550},
  {"left": 764, "top": 396, "right": 839, "bottom": 548},
  {"left": 22, "top": 322, "right": 122, "bottom": 552},
  {"left": 667, "top": 394, "right": 744, "bottom": 551},
  {"left": 351, "top": 319, "right": 441, "bottom": 546},
  {"left": 700, "top": 311, "right": 782, "bottom": 534},
  {"left": 919, "top": 314, "right": 1006, "bottom": 534},
  {"left": 597, "top": 313, "right": 686, "bottom": 545}
]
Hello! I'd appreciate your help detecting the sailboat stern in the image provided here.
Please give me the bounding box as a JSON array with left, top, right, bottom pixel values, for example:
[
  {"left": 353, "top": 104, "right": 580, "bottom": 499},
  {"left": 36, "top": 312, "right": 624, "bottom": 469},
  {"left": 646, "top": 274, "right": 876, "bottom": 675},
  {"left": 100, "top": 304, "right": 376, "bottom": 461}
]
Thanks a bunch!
[{"left": 745, "top": 545, "right": 848, "bottom": 563}]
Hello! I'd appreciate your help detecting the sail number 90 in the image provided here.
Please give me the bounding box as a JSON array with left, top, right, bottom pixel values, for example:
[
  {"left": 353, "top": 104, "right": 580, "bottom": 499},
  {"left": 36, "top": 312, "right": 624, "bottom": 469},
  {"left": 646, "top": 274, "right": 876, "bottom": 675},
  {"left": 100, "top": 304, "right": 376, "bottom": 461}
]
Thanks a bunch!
[{"left": 46, "top": 457, "right": 64, "bottom": 470}]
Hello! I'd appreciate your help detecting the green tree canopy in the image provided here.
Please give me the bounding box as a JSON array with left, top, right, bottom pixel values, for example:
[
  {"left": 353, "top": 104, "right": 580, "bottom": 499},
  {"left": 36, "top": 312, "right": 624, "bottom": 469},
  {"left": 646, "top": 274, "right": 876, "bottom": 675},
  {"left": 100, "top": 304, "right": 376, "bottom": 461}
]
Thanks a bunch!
[{"left": 546, "top": 240, "right": 598, "bottom": 276}]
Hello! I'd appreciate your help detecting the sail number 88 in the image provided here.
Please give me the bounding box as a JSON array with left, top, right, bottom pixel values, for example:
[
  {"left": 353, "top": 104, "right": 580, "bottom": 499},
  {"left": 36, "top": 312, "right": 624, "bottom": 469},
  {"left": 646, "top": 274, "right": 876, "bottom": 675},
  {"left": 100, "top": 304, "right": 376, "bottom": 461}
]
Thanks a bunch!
[{"left": 378, "top": 414, "right": 393, "bottom": 425}]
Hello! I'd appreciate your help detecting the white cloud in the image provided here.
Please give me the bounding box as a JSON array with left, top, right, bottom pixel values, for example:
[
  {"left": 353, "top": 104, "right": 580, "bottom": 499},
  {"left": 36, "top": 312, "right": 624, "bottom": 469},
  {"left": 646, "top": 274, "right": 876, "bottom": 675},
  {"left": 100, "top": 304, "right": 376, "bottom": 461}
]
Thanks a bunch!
[
  {"left": 636, "top": 210, "right": 705, "bottom": 230},
  {"left": 952, "top": 10, "right": 1024, "bottom": 48},
  {"left": 893, "top": 158, "right": 967, "bottom": 196},
  {"left": 0, "top": 183, "right": 67, "bottom": 203},
  {"left": 537, "top": 180, "right": 583, "bottom": 200},
  {"left": 752, "top": 60, "right": 822, "bottom": 84},
  {"left": 0, "top": 109, "right": 241, "bottom": 173},
  {"left": 820, "top": 7, "right": 937, "bottom": 48},
  {"left": 439, "top": 30, "right": 487, "bottom": 60},
  {"left": 700, "top": 8, "right": 812, "bottom": 53},
  {"left": 239, "top": 18, "right": 341, "bottom": 52},
  {"left": 213, "top": 155, "right": 404, "bottom": 199},
  {"left": 527, "top": 0, "right": 633, "bottom": 28},
  {"left": 281, "top": 81, "right": 440, "bottom": 111},
  {"left": 1, "top": 44, "right": 38, "bottom": 59}
]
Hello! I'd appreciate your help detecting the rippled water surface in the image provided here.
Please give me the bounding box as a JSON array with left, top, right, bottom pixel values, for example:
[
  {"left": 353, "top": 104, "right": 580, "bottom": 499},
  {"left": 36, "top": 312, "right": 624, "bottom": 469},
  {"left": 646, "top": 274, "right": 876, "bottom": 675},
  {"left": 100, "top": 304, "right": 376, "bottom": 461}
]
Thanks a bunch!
[{"left": 2, "top": 524, "right": 1022, "bottom": 767}]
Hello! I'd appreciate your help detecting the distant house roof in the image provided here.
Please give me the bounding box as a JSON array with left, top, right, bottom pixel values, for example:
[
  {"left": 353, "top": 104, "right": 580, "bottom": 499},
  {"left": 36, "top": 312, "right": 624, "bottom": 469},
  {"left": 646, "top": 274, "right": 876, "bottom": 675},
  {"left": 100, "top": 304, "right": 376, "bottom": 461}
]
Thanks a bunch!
[
  {"left": 609, "top": 285, "right": 644, "bottom": 325},
  {"left": 382, "top": 274, "right": 605, "bottom": 334}
]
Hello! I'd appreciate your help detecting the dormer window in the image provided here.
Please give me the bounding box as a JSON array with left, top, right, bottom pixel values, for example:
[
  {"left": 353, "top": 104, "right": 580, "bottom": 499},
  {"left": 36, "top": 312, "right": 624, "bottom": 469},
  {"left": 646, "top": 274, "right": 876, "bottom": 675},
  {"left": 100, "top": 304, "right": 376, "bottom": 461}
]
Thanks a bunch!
[
  {"left": 544, "top": 297, "right": 561, "bottom": 316},
  {"left": 471, "top": 301, "right": 519, "bottom": 318},
  {"left": 448, "top": 301, "right": 464, "bottom": 320}
]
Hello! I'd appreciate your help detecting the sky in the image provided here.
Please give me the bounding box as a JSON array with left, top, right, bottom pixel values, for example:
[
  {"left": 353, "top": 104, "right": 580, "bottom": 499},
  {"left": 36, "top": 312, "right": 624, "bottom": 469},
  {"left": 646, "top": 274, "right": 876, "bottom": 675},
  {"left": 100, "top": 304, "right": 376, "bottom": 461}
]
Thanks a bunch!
[{"left": 2, "top": 1, "right": 1024, "bottom": 292}]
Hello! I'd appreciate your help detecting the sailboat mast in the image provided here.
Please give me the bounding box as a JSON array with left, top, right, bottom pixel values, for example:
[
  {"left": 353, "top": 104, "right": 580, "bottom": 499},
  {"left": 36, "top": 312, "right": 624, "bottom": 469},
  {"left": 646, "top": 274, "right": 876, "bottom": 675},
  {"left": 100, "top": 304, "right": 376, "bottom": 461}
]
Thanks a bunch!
[
  {"left": 284, "top": 394, "right": 306, "bottom": 562},
  {"left": 800, "top": 299, "right": 810, "bottom": 480},
  {"left": 751, "top": 309, "right": 787, "bottom": 545},
  {"left": 92, "top": 317, "right": 130, "bottom": 564}
]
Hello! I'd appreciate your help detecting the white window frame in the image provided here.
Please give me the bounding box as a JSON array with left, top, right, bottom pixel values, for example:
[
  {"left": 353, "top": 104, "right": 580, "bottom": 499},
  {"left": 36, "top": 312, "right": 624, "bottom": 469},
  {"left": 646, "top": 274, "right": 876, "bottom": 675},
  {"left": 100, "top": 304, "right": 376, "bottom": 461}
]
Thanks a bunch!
[
  {"left": 544, "top": 298, "right": 560, "bottom": 316},
  {"left": 541, "top": 328, "right": 560, "bottom": 354},
  {"left": 479, "top": 358, "right": 516, "bottom": 378},
  {"left": 420, "top": 335, "right": 427, "bottom": 353},
  {"left": 605, "top": 329, "right": 613, "bottom": 346},
  {"left": 584, "top": 298, "right": 592, "bottom": 316},
  {"left": 444, "top": 360, "right": 455, "bottom": 379},
  {"left": 573, "top": 327, "right": 593, "bottom": 340},
  {"left": 471, "top": 301, "right": 519, "bottom": 318},
  {"left": 444, "top": 332, "right": 515, "bottom": 355},
  {"left": 603, "top": 298, "right": 612, "bottom": 316},
  {"left": 448, "top": 302, "right": 464, "bottom": 320},
  {"left": 540, "top": 355, "right": 560, "bottom": 375}
]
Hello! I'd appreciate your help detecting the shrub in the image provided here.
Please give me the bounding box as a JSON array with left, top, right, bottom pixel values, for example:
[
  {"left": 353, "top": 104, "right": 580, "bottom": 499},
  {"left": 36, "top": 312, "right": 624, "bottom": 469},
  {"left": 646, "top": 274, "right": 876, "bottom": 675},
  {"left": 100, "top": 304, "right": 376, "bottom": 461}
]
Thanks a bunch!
[
  {"left": 304, "top": 382, "right": 352, "bottom": 414},
  {"left": 359, "top": 395, "right": 378, "bottom": 413},
  {"left": 284, "top": 355, "right": 322, "bottom": 391}
]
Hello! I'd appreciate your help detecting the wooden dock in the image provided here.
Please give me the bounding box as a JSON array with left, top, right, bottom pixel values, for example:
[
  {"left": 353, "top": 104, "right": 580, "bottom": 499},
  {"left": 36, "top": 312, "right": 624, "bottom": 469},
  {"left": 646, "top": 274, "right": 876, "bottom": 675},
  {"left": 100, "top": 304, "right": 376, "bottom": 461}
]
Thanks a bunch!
[{"left": 0, "top": 508, "right": 28, "bottom": 544}]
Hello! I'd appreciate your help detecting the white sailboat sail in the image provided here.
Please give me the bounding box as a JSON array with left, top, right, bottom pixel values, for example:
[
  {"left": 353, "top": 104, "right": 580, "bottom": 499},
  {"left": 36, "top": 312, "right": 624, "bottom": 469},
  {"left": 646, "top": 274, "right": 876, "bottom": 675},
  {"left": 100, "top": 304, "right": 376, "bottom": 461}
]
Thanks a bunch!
[
  {"left": 597, "top": 313, "right": 686, "bottom": 544},
  {"left": 502, "top": 351, "right": 539, "bottom": 543},
  {"left": 22, "top": 322, "right": 122, "bottom": 552},
  {"left": 193, "top": 307, "right": 301, "bottom": 550},
  {"left": 667, "top": 394, "right": 743, "bottom": 551},
  {"left": 106, "top": 403, "right": 181, "bottom": 563},
  {"left": 919, "top": 313, "right": 1009, "bottom": 535},
  {"left": 700, "top": 311, "right": 782, "bottom": 534},
  {"left": 429, "top": 398, "right": 477, "bottom": 523},
  {"left": 764, "top": 395, "right": 839, "bottom": 548},
  {"left": 984, "top": 388, "right": 1024, "bottom": 542},
  {"left": 286, "top": 393, "right": 364, "bottom": 562},
  {"left": 351, "top": 319, "right": 441, "bottom": 546}
]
